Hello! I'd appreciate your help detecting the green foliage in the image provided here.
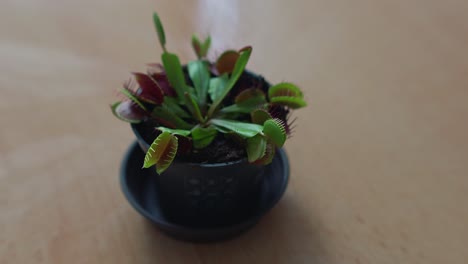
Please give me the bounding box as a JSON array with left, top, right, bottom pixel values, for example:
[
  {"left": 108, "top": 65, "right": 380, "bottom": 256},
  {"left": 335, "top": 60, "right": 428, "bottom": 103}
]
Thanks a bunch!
[
  {"left": 112, "top": 12, "right": 307, "bottom": 173},
  {"left": 211, "top": 119, "right": 263, "bottom": 138},
  {"left": 187, "top": 60, "right": 210, "bottom": 107},
  {"left": 151, "top": 105, "right": 192, "bottom": 129},
  {"left": 192, "top": 35, "right": 211, "bottom": 58},
  {"left": 157, "top": 127, "right": 191, "bottom": 136},
  {"left": 270, "top": 96, "right": 307, "bottom": 109},
  {"left": 208, "top": 75, "right": 229, "bottom": 102},
  {"left": 163, "top": 97, "right": 190, "bottom": 118},
  {"left": 268, "top": 82, "right": 307, "bottom": 109},
  {"left": 143, "top": 131, "right": 178, "bottom": 174},
  {"left": 220, "top": 88, "right": 266, "bottom": 114},
  {"left": 254, "top": 142, "right": 276, "bottom": 165},
  {"left": 246, "top": 135, "right": 267, "bottom": 162},
  {"left": 192, "top": 126, "right": 217, "bottom": 149},
  {"left": 153, "top": 12, "right": 166, "bottom": 52},
  {"left": 268, "top": 82, "right": 303, "bottom": 97},
  {"left": 263, "top": 119, "right": 287, "bottom": 147},
  {"left": 161, "top": 52, "right": 189, "bottom": 102},
  {"left": 184, "top": 92, "right": 204, "bottom": 123},
  {"left": 251, "top": 109, "right": 272, "bottom": 125},
  {"left": 207, "top": 47, "right": 252, "bottom": 117}
]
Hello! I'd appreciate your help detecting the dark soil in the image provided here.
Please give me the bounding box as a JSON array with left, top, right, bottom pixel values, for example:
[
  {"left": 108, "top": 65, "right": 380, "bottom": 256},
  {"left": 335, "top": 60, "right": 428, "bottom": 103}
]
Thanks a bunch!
[
  {"left": 135, "top": 121, "right": 246, "bottom": 164},
  {"left": 189, "top": 136, "right": 246, "bottom": 163}
]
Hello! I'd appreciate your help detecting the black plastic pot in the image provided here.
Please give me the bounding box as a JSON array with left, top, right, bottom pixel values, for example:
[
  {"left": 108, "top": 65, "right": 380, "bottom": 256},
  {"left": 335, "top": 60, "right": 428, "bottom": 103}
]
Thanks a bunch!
[
  {"left": 120, "top": 141, "right": 290, "bottom": 242},
  {"left": 131, "top": 123, "right": 265, "bottom": 227}
]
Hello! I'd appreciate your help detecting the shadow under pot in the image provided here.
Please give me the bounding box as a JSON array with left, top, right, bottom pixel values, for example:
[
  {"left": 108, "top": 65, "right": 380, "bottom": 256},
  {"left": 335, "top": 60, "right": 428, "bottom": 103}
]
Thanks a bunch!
[{"left": 131, "top": 123, "right": 266, "bottom": 228}]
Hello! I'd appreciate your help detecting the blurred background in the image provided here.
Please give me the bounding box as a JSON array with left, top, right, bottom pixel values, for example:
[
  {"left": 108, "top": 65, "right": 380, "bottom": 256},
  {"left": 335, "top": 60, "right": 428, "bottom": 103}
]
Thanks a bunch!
[{"left": 1, "top": 0, "right": 467, "bottom": 263}]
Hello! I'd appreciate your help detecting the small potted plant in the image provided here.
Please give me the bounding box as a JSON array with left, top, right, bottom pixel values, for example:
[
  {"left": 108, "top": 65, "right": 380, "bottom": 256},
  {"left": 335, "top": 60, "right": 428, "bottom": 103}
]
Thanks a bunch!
[{"left": 113, "top": 12, "right": 307, "bottom": 241}]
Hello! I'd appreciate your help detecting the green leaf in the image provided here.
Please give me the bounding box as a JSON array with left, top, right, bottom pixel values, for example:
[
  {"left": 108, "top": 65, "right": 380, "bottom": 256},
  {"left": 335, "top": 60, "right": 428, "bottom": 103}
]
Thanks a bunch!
[
  {"left": 238, "top": 46, "right": 252, "bottom": 53},
  {"left": 268, "top": 82, "right": 303, "bottom": 99},
  {"left": 220, "top": 88, "right": 266, "bottom": 114},
  {"left": 163, "top": 97, "right": 190, "bottom": 118},
  {"left": 207, "top": 47, "right": 252, "bottom": 117},
  {"left": 143, "top": 131, "right": 178, "bottom": 174},
  {"left": 191, "top": 35, "right": 211, "bottom": 58},
  {"left": 201, "top": 36, "right": 211, "bottom": 57},
  {"left": 212, "top": 125, "right": 230, "bottom": 134},
  {"left": 157, "top": 127, "right": 191, "bottom": 136},
  {"left": 192, "top": 126, "right": 218, "bottom": 149},
  {"left": 220, "top": 101, "right": 266, "bottom": 114},
  {"left": 263, "top": 119, "right": 287, "bottom": 147},
  {"left": 268, "top": 82, "right": 306, "bottom": 109},
  {"left": 251, "top": 109, "right": 272, "bottom": 125},
  {"left": 211, "top": 118, "right": 262, "bottom": 138},
  {"left": 253, "top": 142, "right": 276, "bottom": 165},
  {"left": 152, "top": 105, "right": 193, "bottom": 129},
  {"left": 218, "top": 104, "right": 247, "bottom": 114},
  {"left": 188, "top": 60, "right": 210, "bottom": 106},
  {"left": 143, "top": 132, "right": 170, "bottom": 168},
  {"left": 120, "top": 88, "right": 147, "bottom": 111},
  {"left": 161, "top": 52, "right": 189, "bottom": 103},
  {"left": 215, "top": 50, "right": 239, "bottom": 75},
  {"left": 111, "top": 101, "right": 142, "bottom": 123},
  {"left": 184, "top": 92, "right": 204, "bottom": 123},
  {"left": 235, "top": 88, "right": 264, "bottom": 104},
  {"left": 246, "top": 135, "right": 267, "bottom": 162},
  {"left": 191, "top": 35, "right": 202, "bottom": 58},
  {"left": 208, "top": 74, "right": 229, "bottom": 102},
  {"left": 153, "top": 12, "right": 166, "bottom": 52},
  {"left": 270, "top": 96, "right": 307, "bottom": 109},
  {"left": 218, "top": 112, "right": 243, "bottom": 120},
  {"left": 187, "top": 87, "right": 199, "bottom": 101}
]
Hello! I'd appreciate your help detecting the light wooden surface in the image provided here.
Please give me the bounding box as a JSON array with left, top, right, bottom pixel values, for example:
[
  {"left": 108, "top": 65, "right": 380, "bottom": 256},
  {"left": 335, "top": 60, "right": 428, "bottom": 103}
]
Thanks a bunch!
[{"left": 2, "top": 0, "right": 468, "bottom": 263}]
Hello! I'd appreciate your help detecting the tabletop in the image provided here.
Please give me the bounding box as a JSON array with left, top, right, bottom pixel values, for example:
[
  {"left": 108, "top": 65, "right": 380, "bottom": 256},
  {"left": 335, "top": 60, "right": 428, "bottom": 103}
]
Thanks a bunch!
[{"left": 2, "top": 0, "right": 468, "bottom": 263}]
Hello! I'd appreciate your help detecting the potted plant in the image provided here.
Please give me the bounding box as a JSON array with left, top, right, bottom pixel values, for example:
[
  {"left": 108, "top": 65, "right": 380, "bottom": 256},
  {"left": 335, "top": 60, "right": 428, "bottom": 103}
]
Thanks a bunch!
[{"left": 113, "top": 12, "right": 307, "bottom": 241}]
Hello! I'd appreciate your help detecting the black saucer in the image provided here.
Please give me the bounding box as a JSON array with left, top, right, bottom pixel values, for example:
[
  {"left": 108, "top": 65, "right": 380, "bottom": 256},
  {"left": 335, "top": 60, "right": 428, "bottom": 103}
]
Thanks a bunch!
[{"left": 120, "top": 141, "right": 290, "bottom": 242}]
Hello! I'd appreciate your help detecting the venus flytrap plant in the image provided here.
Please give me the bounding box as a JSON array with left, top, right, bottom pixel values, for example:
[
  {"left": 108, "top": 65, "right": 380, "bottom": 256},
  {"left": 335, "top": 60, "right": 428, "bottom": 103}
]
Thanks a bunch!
[{"left": 111, "top": 12, "right": 307, "bottom": 174}]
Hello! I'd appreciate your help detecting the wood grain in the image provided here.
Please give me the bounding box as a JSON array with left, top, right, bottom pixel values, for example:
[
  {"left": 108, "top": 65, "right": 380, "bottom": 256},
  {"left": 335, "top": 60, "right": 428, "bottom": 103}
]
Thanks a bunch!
[{"left": 1, "top": 0, "right": 467, "bottom": 263}]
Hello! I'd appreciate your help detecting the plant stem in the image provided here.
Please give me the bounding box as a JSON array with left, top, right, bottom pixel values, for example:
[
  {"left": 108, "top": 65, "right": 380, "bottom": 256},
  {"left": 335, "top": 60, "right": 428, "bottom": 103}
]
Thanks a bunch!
[{"left": 184, "top": 92, "right": 205, "bottom": 124}]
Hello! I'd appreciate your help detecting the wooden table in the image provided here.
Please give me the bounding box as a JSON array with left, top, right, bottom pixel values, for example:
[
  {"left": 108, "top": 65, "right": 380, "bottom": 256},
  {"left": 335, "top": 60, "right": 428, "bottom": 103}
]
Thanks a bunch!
[{"left": 2, "top": 0, "right": 467, "bottom": 263}]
